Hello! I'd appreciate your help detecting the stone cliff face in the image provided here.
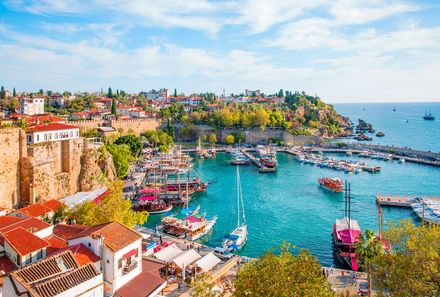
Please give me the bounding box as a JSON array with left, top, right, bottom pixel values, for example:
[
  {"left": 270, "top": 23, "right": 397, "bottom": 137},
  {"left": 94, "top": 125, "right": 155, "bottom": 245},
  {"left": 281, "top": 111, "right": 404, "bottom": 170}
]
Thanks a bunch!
[{"left": 78, "top": 147, "right": 117, "bottom": 192}]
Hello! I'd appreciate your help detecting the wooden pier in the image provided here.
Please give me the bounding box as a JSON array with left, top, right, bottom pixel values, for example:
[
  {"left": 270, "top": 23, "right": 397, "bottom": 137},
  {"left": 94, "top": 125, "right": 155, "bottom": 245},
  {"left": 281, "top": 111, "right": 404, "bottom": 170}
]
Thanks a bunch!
[
  {"left": 240, "top": 149, "right": 276, "bottom": 173},
  {"left": 376, "top": 194, "right": 414, "bottom": 207}
]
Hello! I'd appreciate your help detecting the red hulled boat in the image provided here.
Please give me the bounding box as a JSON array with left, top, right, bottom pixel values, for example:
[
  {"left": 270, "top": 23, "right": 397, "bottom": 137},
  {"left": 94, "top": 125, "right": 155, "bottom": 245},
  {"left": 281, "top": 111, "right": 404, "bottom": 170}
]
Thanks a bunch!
[{"left": 318, "top": 177, "right": 344, "bottom": 192}]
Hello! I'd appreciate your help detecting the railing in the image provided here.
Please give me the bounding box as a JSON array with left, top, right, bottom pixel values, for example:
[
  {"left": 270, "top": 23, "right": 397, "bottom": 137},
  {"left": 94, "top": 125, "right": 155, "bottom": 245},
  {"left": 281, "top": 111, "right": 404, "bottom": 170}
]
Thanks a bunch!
[{"left": 123, "top": 260, "right": 138, "bottom": 274}]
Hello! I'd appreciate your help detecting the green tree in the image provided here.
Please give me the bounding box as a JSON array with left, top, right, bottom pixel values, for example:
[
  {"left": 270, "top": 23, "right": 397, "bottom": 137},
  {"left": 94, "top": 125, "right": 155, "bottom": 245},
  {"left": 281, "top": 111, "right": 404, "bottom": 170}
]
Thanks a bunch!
[
  {"left": 355, "top": 229, "right": 384, "bottom": 297},
  {"left": 69, "top": 181, "right": 148, "bottom": 228},
  {"left": 277, "top": 89, "right": 284, "bottom": 97},
  {"left": 208, "top": 133, "right": 217, "bottom": 145},
  {"left": 174, "top": 88, "right": 177, "bottom": 97},
  {"left": 200, "top": 134, "right": 207, "bottom": 144},
  {"left": 12, "top": 87, "right": 16, "bottom": 97},
  {"left": 16, "top": 118, "right": 29, "bottom": 130},
  {"left": 225, "top": 134, "right": 235, "bottom": 145},
  {"left": 115, "top": 134, "right": 142, "bottom": 157},
  {"left": 235, "top": 243, "right": 335, "bottom": 297},
  {"left": 0, "top": 86, "right": 5, "bottom": 99},
  {"left": 111, "top": 98, "right": 117, "bottom": 115},
  {"left": 106, "top": 144, "right": 132, "bottom": 178},
  {"left": 191, "top": 274, "right": 216, "bottom": 297},
  {"left": 371, "top": 220, "right": 440, "bottom": 297},
  {"left": 107, "top": 87, "right": 113, "bottom": 98}
]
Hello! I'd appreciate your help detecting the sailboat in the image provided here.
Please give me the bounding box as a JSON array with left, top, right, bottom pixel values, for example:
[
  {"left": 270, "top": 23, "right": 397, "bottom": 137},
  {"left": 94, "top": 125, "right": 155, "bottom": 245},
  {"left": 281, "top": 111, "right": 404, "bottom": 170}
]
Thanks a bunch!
[
  {"left": 423, "top": 110, "right": 435, "bottom": 120},
  {"left": 331, "top": 181, "right": 362, "bottom": 271},
  {"left": 222, "top": 166, "right": 247, "bottom": 252}
]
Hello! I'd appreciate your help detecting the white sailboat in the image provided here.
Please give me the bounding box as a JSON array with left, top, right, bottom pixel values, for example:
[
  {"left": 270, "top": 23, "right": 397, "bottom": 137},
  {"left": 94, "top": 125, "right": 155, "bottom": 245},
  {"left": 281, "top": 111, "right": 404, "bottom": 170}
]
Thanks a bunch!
[{"left": 222, "top": 166, "right": 247, "bottom": 252}]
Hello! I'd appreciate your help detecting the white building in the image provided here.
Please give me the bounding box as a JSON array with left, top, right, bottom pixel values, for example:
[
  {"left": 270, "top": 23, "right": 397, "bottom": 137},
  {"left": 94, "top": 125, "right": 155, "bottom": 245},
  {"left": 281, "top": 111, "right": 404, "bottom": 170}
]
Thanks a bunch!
[
  {"left": 245, "top": 89, "right": 261, "bottom": 97},
  {"left": 25, "top": 123, "right": 80, "bottom": 144},
  {"left": 67, "top": 221, "right": 142, "bottom": 294},
  {"left": 19, "top": 97, "right": 45, "bottom": 115},
  {"left": 141, "top": 88, "right": 168, "bottom": 101},
  {"left": 2, "top": 250, "right": 103, "bottom": 297}
]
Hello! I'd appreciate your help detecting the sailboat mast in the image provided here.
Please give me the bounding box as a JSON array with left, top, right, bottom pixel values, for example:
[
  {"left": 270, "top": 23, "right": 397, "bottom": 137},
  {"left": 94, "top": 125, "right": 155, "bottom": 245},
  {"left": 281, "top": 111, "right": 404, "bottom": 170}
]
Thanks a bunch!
[
  {"left": 237, "top": 166, "right": 240, "bottom": 227},
  {"left": 348, "top": 182, "right": 351, "bottom": 229}
]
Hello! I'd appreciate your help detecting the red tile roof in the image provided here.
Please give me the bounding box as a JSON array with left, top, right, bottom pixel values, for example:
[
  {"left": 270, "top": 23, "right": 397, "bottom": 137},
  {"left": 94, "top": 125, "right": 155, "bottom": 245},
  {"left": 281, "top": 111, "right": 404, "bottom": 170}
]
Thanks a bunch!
[
  {"left": 53, "top": 224, "right": 88, "bottom": 241},
  {"left": 41, "top": 200, "right": 65, "bottom": 211},
  {"left": 16, "top": 203, "right": 52, "bottom": 218},
  {"left": 0, "top": 256, "right": 17, "bottom": 274},
  {"left": 115, "top": 259, "right": 166, "bottom": 297},
  {"left": 62, "top": 244, "right": 100, "bottom": 266},
  {"left": 3, "top": 227, "right": 50, "bottom": 256},
  {"left": 45, "top": 235, "right": 68, "bottom": 256},
  {"left": 0, "top": 216, "right": 25, "bottom": 229},
  {"left": 26, "top": 115, "right": 65, "bottom": 124},
  {"left": 70, "top": 221, "right": 141, "bottom": 252},
  {"left": 26, "top": 122, "right": 79, "bottom": 133},
  {"left": 0, "top": 217, "right": 51, "bottom": 234}
]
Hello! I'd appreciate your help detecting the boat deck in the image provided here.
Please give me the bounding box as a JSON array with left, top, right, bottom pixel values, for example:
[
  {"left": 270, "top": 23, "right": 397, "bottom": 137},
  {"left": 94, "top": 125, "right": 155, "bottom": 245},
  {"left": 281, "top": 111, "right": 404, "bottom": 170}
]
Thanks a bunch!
[{"left": 376, "top": 194, "right": 414, "bottom": 207}]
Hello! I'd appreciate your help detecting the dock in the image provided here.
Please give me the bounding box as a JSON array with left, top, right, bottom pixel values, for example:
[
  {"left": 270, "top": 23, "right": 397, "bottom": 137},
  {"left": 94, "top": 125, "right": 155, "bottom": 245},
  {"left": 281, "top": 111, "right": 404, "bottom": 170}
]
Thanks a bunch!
[
  {"left": 240, "top": 149, "right": 276, "bottom": 173},
  {"left": 376, "top": 194, "right": 414, "bottom": 207}
]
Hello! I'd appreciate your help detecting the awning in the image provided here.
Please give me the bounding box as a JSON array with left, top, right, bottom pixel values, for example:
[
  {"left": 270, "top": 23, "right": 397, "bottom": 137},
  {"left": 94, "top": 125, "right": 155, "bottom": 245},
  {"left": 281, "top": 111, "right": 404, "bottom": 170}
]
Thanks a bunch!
[
  {"left": 139, "top": 196, "right": 157, "bottom": 201},
  {"left": 123, "top": 248, "right": 138, "bottom": 259},
  {"left": 153, "top": 244, "right": 182, "bottom": 262},
  {"left": 194, "top": 252, "right": 221, "bottom": 272},
  {"left": 172, "top": 249, "right": 201, "bottom": 269}
]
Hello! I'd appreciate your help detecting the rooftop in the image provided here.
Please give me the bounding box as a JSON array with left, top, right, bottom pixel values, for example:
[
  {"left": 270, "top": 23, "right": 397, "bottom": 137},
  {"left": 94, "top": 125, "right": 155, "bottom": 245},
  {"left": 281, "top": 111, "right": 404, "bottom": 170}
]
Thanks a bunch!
[
  {"left": 61, "top": 243, "right": 101, "bottom": 266},
  {"left": 8, "top": 250, "right": 100, "bottom": 297},
  {"left": 3, "top": 227, "right": 50, "bottom": 256},
  {"left": 70, "top": 221, "right": 141, "bottom": 252},
  {"left": 0, "top": 217, "right": 51, "bottom": 234},
  {"left": 53, "top": 224, "right": 88, "bottom": 241},
  {"left": 26, "top": 122, "right": 79, "bottom": 133}
]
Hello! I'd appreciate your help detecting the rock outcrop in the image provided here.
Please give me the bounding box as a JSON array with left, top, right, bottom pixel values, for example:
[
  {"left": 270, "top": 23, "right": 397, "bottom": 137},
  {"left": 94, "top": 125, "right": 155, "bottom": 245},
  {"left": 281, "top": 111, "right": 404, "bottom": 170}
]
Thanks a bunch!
[{"left": 79, "top": 149, "right": 103, "bottom": 192}]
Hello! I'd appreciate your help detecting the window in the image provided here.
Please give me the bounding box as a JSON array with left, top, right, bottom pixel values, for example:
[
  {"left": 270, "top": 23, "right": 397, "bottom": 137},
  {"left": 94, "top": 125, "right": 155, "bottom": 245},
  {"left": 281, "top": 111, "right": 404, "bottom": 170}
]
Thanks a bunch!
[
  {"left": 44, "top": 134, "right": 48, "bottom": 141},
  {"left": 54, "top": 133, "right": 58, "bottom": 139},
  {"left": 118, "top": 258, "right": 123, "bottom": 269},
  {"left": 75, "top": 131, "right": 79, "bottom": 137},
  {"left": 37, "top": 135, "right": 40, "bottom": 141},
  {"left": 25, "top": 256, "right": 31, "bottom": 264},
  {"left": 16, "top": 254, "right": 21, "bottom": 265},
  {"left": 37, "top": 249, "right": 43, "bottom": 259},
  {"left": 69, "top": 131, "right": 73, "bottom": 137},
  {"left": 27, "top": 135, "right": 32, "bottom": 143},
  {"left": 88, "top": 242, "right": 91, "bottom": 248}
]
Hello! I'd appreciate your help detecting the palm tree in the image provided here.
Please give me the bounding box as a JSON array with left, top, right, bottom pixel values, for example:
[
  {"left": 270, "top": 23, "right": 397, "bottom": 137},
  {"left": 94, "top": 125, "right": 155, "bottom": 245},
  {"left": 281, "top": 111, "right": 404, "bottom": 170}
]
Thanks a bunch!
[{"left": 355, "top": 229, "right": 384, "bottom": 297}]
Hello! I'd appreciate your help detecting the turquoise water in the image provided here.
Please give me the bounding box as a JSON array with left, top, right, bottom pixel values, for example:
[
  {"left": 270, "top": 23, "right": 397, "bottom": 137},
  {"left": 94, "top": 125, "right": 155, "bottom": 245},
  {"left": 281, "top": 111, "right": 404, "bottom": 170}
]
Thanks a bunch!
[
  {"left": 146, "top": 103, "right": 440, "bottom": 267},
  {"left": 333, "top": 102, "right": 440, "bottom": 152}
]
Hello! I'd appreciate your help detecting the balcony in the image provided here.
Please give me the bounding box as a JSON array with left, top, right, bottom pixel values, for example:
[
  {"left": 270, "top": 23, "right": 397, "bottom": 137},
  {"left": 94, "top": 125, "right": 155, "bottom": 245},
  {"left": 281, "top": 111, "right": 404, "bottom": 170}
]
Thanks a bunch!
[{"left": 123, "top": 260, "right": 138, "bottom": 275}]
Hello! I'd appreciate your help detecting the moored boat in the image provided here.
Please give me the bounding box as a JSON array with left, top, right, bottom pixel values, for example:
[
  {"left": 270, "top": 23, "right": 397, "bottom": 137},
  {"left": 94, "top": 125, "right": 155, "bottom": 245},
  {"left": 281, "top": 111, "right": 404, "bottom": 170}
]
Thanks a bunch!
[
  {"left": 222, "top": 166, "right": 247, "bottom": 252},
  {"left": 318, "top": 177, "right": 344, "bottom": 193}
]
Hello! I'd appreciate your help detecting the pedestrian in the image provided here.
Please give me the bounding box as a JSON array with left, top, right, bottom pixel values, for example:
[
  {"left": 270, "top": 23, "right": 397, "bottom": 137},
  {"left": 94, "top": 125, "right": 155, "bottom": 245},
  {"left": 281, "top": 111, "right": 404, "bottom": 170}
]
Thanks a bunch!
[
  {"left": 353, "top": 273, "right": 357, "bottom": 285},
  {"left": 177, "top": 283, "right": 181, "bottom": 292},
  {"left": 159, "top": 235, "right": 162, "bottom": 245},
  {"left": 197, "top": 245, "right": 200, "bottom": 253}
]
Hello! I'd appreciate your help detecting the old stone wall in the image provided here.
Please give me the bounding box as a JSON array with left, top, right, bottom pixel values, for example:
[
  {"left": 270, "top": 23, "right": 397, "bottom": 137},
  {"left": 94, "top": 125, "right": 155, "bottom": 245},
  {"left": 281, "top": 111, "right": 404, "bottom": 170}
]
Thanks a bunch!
[
  {"left": 220, "top": 128, "right": 319, "bottom": 145},
  {"left": 110, "top": 118, "right": 160, "bottom": 135},
  {"left": 0, "top": 128, "right": 26, "bottom": 208},
  {"left": 68, "top": 120, "right": 105, "bottom": 132},
  {"left": 22, "top": 138, "right": 84, "bottom": 204}
]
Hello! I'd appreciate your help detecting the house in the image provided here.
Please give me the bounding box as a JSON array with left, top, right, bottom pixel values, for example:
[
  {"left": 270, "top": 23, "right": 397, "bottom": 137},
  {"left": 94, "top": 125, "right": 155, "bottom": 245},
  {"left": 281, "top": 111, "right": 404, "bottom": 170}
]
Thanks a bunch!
[
  {"left": 49, "top": 95, "right": 65, "bottom": 107},
  {"left": 94, "top": 97, "right": 113, "bottom": 110},
  {"left": 10, "top": 200, "right": 65, "bottom": 220},
  {"left": 245, "top": 89, "right": 261, "bottom": 97},
  {"left": 25, "top": 122, "right": 80, "bottom": 144},
  {"left": 117, "top": 106, "right": 146, "bottom": 118},
  {"left": 2, "top": 227, "right": 50, "bottom": 268},
  {"left": 67, "top": 221, "right": 142, "bottom": 294},
  {"left": 18, "top": 97, "right": 45, "bottom": 115},
  {"left": 140, "top": 88, "right": 168, "bottom": 101},
  {"left": 2, "top": 250, "right": 103, "bottom": 297},
  {"left": 71, "top": 111, "right": 91, "bottom": 120}
]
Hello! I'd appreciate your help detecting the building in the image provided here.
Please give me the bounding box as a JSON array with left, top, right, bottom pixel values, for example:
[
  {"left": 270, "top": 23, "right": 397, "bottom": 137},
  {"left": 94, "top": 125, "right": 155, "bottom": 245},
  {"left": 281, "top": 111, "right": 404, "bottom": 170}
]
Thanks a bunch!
[
  {"left": 2, "top": 250, "right": 103, "bottom": 297},
  {"left": 140, "top": 88, "right": 168, "bottom": 101},
  {"left": 10, "top": 199, "right": 65, "bottom": 220},
  {"left": 117, "top": 106, "right": 146, "bottom": 117},
  {"left": 25, "top": 123, "right": 80, "bottom": 144},
  {"left": 67, "top": 221, "right": 142, "bottom": 294},
  {"left": 18, "top": 98, "right": 45, "bottom": 115},
  {"left": 94, "top": 97, "right": 113, "bottom": 110},
  {"left": 245, "top": 89, "right": 261, "bottom": 97}
]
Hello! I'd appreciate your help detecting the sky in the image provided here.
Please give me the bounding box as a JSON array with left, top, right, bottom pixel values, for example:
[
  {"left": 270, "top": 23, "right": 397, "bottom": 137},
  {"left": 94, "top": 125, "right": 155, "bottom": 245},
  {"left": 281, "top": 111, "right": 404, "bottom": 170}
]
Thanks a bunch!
[{"left": 0, "top": 0, "right": 440, "bottom": 103}]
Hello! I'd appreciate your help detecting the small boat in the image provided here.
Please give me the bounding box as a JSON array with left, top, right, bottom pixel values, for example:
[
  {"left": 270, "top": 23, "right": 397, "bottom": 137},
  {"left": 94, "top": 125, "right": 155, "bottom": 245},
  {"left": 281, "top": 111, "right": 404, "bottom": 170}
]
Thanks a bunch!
[
  {"left": 399, "top": 158, "right": 405, "bottom": 163},
  {"left": 257, "top": 145, "right": 277, "bottom": 168},
  {"left": 318, "top": 177, "right": 344, "bottom": 193},
  {"left": 223, "top": 166, "right": 247, "bottom": 252},
  {"left": 423, "top": 110, "right": 435, "bottom": 120},
  {"left": 133, "top": 196, "right": 173, "bottom": 214},
  {"left": 376, "top": 131, "right": 385, "bottom": 137},
  {"left": 393, "top": 106, "right": 396, "bottom": 111}
]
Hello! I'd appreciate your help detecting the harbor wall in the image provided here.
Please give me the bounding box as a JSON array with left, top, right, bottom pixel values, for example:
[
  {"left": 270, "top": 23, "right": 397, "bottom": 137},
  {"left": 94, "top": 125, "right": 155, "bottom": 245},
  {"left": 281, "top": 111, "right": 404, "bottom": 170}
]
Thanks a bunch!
[
  {"left": 220, "top": 128, "right": 319, "bottom": 145},
  {"left": 110, "top": 118, "right": 160, "bottom": 136},
  {"left": 69, "top": 120, "right": 105, "bottom": 132}
]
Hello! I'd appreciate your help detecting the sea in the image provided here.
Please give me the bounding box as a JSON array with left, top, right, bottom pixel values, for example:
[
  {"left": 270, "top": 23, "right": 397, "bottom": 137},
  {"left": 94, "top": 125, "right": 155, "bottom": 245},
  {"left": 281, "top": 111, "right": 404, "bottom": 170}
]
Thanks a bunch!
[{"left": 146, "top": 102, "right": 440, "bottom": 267}]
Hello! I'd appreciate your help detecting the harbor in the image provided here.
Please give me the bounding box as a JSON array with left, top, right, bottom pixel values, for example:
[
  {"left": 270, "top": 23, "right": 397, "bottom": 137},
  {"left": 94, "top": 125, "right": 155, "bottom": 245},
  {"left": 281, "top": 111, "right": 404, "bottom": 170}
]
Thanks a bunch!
[{"left": 138, "top": 146, "right": 440, "bottom": 267}]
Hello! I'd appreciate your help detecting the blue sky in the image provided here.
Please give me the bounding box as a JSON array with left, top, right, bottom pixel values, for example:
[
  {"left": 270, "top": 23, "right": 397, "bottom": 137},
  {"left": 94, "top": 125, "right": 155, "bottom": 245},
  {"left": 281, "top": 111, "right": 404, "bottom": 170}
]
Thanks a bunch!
[{"left": 1, "top": 0, "right": 440, "bottom": 102}]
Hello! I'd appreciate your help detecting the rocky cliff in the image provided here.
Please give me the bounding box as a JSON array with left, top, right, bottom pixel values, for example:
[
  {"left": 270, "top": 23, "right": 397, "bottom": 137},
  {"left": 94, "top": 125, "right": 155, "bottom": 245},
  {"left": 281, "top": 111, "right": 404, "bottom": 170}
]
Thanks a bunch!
[{"left": 78, "top": 147, "right": 116, "bottom": 192}]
